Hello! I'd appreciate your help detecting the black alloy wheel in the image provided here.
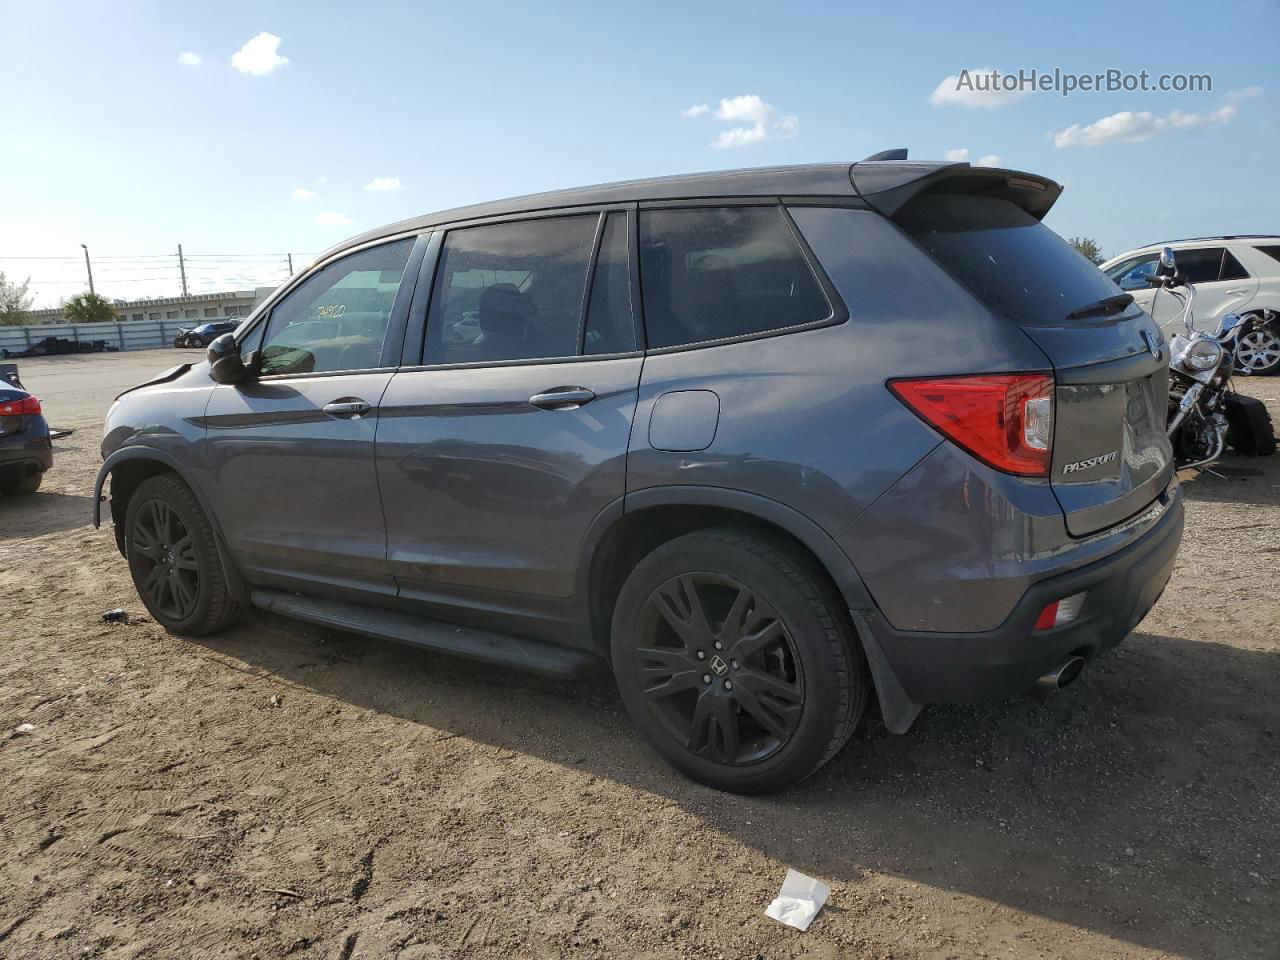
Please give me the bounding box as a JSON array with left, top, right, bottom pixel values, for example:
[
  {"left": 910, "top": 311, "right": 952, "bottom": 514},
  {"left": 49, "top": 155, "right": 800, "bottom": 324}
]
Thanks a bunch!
[
  {"left": 634, "top": 572, "right": 805, "bottom": 765},
  {"left": 123, "top": 473, "right": 243, "bottom": 635},
  {"left": 611, "top": 528, "right": 868, "bottom": 793},
  {"left": 129, "top": 497, "right": 201, "bottom": 621}
]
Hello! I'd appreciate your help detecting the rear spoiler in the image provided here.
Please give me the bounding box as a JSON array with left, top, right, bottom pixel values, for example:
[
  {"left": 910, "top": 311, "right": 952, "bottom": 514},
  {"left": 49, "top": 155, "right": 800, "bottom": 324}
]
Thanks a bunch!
[{"left": 849, "top": 161, "right": 1063, "bottom": 222}]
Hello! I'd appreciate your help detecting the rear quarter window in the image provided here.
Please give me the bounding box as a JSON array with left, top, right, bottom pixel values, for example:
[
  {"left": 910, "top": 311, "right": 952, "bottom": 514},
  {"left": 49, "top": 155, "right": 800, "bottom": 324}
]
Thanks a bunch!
[
  {"left": 896, "top": 193, "right": 1122, "bottom": 326},
  {"left": 638, "top": 206, "right": 832, "bottom": 349}
]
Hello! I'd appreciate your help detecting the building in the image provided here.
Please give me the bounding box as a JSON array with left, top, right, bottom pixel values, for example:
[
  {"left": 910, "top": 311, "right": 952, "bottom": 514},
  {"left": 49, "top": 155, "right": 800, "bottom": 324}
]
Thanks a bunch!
[{"left": 21, "top": 288, "right": 277, "bottom": 326}]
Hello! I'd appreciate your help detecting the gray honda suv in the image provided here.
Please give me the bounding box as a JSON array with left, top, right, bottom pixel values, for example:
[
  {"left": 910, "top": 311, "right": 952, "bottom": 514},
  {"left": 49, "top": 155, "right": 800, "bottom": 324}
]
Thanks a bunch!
[{"left": 96, "top": 160, "right": 1183, "bottom": 793}]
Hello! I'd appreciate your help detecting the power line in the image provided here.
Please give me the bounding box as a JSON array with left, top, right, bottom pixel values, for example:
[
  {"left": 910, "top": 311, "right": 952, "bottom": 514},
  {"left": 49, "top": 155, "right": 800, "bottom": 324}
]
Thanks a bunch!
[{"left": 0, "top": 251, "right": 304, "bottom": 260}]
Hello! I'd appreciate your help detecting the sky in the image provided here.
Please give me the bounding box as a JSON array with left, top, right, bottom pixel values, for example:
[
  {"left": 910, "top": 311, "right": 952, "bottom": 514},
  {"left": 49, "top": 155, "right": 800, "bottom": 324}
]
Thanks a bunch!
[{"left": 1, "top": 0, "right": 1277, "bottom": 307}]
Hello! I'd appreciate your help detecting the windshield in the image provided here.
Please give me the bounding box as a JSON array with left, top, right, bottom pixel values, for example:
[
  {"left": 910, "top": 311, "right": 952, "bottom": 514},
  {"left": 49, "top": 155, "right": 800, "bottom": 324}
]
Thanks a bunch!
[{"left": 897, "top": 193, "right": 1124, "bottom": 326}]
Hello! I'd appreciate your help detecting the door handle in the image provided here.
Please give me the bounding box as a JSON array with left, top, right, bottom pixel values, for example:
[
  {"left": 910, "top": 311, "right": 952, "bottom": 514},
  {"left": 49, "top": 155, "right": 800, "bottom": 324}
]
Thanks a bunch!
[
  {"left": 528, "top": 387, "right": 596, "bottom": 410},
  {"left": 1225, "top": 288, "right": 1250, "bottom": 296},
  {"left": 322, "top": 398, "right": 372, "bottom": 419}
]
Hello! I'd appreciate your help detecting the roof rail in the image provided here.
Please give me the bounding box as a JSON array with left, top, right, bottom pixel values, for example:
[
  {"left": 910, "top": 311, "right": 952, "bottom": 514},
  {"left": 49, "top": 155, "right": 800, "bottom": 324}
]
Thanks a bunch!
[{"left": 1138, "top": 234, "right": 1280, "bottom": 247}]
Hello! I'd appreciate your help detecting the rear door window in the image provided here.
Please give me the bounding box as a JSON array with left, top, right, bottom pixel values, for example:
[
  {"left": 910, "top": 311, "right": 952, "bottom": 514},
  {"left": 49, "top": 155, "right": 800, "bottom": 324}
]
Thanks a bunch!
[
  {"left": 426, "top": 216, "right": 597, "bottom": 364},
  {"left": 897, "top": 193, "right": 1124, "bottom": 326},
  {"left": 1220, "top": 250, "right": 1250, "bottom": 281},
  {"left": 638, "top": 206, "right": 831, "bottom": 349},
  {"left": 1171, "top": 247, "right": 1227, "bottom": 284},
  {"left": 583, "top": 211, "right": 637, "bottom": 355}
]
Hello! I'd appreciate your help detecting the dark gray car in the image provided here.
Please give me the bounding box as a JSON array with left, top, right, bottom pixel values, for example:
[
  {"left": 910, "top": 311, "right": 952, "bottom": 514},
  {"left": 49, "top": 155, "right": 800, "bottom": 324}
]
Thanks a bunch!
[{"left": 96, "top": 161, "right": 1183, "bottom": 793}]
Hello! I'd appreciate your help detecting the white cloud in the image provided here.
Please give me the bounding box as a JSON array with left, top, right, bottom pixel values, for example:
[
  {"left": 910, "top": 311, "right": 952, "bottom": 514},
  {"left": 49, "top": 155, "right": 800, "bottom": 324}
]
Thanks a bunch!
[
  {"left": 177, "top": 51, "right": 202, "bottom": 66},
  {"left": 930, "top": 68, "right": 1032, "bottom": 109},
  {"left": 943, "top": 148, "right": 1002, "bottom": 165},
  {"left": 772, "top": 114, "right": 799, "bottom": 140},
  {"left": 292, "top": 187, "right": 316, "bottom": 201},
  {"left": 686, "top": 94, "right": 799, "bottom": 149},
  {"left": 1227, "top": 85, "right": 1263, "bottom": 102},
  {"left": 714, "top": 125, "right": 770, "bottom": 149},
  {"left": 314, "top": 176, "right": 328, "bottom": 184},
  {"left": 1052, "top": 103, "right": 1239, "bottom": 148},
  {"left": 315, "top": 211, "right": 352, "bottom": 226},
  {"left": 363, "top": 177, "right": 402, "bottom": 192},
  {"left": 231, "top": 32, "right": 289, "bottom": 76},
  {"left": 715, "top": 94, "right": 771, "bottom": 125}
]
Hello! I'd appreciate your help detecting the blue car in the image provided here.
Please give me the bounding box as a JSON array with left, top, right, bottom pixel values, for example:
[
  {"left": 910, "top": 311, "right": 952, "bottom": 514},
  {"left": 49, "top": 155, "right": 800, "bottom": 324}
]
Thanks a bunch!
[
  {"left": 175, "top": 321, "right": 241, "bottom": 349},
  {"left": 0, "top": 379, "right": 52, "bottom": 495}
]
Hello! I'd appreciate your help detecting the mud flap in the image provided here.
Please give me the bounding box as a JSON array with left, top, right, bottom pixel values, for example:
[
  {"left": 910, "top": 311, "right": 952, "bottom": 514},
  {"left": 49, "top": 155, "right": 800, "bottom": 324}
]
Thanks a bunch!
[{"left": 849, "top": 609, "right": 922, "bottom": 734}]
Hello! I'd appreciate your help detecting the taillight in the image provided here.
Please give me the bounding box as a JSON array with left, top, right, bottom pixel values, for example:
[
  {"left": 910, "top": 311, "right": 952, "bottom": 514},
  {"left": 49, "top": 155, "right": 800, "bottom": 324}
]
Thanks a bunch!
[
  {"left": 0, "top": 395, "right": 41, "bottom": 416},
  {"left": 888, "top": 373, "right": 1054, "bottom": 477}
]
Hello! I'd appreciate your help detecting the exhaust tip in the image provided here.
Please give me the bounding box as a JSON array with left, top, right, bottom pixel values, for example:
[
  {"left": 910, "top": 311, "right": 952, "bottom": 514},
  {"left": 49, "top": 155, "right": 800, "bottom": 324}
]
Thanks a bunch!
[{"left": 1038, "top": 655, "right": 1086, "bottom": 691}]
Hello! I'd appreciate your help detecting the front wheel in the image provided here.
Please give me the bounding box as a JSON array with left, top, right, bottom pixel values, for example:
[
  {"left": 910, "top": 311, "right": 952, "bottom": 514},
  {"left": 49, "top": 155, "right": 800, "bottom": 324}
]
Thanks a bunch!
[
  {"left": 1234, "top": 320, "right": 1280, "bottom": 375},
  {"left": 124, "top": 474, "right": 242, "bottom": 635},
  {"left": 611, "top": 528, "right": 869, "bottom": 794}
]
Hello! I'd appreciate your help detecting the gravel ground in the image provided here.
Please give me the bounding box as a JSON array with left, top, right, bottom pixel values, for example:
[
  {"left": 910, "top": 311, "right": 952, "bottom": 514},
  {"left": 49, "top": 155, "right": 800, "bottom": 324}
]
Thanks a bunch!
[{"left": 1, "top": 352, "right": 1277, "bottom": 959}]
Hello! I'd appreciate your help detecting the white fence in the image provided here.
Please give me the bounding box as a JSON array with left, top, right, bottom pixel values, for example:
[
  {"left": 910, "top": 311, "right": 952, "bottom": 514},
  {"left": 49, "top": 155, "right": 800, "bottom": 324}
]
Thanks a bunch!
[{"left": 0, "top": 319, "right": 200, "bottom": 356}]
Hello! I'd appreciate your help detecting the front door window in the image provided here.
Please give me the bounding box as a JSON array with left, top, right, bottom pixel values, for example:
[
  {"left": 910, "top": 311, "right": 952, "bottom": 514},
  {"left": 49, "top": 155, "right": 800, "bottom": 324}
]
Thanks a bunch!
[{"left": 257, "top": 239, "right": 415, "bottom": 376}]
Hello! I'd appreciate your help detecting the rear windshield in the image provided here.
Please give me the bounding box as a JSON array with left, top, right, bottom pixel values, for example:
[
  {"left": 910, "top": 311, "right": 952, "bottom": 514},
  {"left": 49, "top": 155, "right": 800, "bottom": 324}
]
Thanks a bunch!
[{"left": 897, "top": 193, "right": 1123, "bottom": 326}]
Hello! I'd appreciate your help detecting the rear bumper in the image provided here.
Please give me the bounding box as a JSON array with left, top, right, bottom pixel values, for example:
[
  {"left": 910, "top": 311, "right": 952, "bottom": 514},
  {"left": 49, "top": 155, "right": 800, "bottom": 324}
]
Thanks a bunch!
[
  {"left": 859, "top": 487, "right": 1183, "bottom": 705},
  {"left": 0, "top": 420, "right": 53, "bottom": 473}
]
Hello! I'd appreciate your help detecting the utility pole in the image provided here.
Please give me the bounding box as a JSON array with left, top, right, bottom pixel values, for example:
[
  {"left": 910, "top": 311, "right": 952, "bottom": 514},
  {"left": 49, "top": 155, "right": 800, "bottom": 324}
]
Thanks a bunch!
[
  {"left": 80, "top": 243, "right": 95, "bottom": 295},
  {"left": 287, "top": 253, "right": 294, "bottom": 275},
  {"left": 178, "top": 244, "right": 189, "bottom": 297}
]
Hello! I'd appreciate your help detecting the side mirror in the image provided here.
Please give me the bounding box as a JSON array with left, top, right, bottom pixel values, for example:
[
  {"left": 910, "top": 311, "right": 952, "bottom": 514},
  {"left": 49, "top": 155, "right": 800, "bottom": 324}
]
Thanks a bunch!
[{"left": 207, "top": 333, "right": 250, "bottom": 384}]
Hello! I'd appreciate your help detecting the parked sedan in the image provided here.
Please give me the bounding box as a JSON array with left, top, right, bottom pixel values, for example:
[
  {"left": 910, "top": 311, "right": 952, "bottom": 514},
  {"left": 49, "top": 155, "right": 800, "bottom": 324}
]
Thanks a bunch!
[
  {"left": 174, "top": 321, "right": 240, "bottom": 348},
  {"left": 0, "top": 384, "right": 51, "bottom": 495}
]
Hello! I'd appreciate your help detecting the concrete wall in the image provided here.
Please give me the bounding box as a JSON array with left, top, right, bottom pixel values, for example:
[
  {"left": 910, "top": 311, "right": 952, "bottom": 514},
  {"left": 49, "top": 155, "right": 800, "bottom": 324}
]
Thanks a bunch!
[{"left": 0, "top": 319, "right": 209, "bottom": 355}]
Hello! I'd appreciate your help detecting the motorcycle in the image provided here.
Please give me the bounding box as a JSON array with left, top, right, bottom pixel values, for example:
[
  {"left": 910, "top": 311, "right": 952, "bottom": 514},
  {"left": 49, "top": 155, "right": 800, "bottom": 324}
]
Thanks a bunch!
[{"left": 1150, "top": 247, "right": 1276, "bottom": 467}]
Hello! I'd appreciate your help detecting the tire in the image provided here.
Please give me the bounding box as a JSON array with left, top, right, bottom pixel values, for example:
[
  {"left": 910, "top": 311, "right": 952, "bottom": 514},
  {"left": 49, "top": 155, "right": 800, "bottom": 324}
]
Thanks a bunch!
[
  {"left": 124, "top": 473, "right": 243, "bottom": 635},
  {"left": 1225, "top": 394, "right": 1277, "bottom": 457},
  {"left": 0, "top": 467, "right": 43, "bottom": 496},
  {"left": 1233, "top": 318, "right": 1280, "bottom": 376},
  {"left": 610, "top": 528, "right": 869, "bottom": 794}
]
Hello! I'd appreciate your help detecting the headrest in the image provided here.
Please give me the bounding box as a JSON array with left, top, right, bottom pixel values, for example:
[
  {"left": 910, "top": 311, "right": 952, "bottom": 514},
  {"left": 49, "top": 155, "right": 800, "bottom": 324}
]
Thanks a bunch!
[{"left": 478, "top": 282, "right": 535, "bottom": 337}]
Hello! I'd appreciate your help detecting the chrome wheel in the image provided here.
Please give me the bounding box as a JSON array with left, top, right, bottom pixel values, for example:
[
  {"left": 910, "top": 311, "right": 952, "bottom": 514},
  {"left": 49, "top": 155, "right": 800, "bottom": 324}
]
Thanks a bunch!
[
  {"left": 632, "top": 573, "right": 804, "bottom": 766},
  {"left": 1235, "top": 327, "right": 1280, "bottom": 374},
  {"left": 129, "top": 498, "right": 201, "bottom": 621}
]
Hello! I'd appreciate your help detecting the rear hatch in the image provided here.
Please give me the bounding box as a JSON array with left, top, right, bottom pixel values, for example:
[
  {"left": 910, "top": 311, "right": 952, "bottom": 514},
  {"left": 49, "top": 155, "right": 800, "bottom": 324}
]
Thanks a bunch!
[{"left": 889, "top": 177, "right": 1173, "bottom": 537}]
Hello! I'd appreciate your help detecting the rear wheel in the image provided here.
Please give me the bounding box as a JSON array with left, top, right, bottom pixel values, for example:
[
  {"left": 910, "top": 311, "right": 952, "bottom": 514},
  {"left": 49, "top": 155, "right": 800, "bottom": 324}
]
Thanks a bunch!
[
  {"left": 1234, "top": 319, "right": 1280, "bottom": 375},
  {"left": 610, "top": 528, "right": 869, "bottom": 794},
  {"left": 124, "top": 474, "right": 242, "bottom": 635},
  {"left": 0, "top": 467, "right": 42, "bottom": 496}
]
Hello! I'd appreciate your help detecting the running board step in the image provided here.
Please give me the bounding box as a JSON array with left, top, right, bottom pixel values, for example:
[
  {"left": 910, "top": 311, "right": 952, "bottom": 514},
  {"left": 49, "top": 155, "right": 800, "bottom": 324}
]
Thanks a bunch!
[{"left": 250, "top": 589, "right": 597, "bottom": 678}]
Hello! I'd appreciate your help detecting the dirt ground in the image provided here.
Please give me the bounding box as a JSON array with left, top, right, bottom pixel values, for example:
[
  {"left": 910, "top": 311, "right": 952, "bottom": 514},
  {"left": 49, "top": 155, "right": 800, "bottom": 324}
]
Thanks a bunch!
[{"left": 1, "top": 350, "right": 1277, "bottom": 960}]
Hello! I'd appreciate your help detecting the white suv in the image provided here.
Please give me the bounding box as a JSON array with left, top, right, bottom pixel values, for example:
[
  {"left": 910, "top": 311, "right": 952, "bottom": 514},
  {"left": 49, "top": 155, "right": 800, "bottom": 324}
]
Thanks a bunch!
[{"left": 1102, "top": 236, "right": 1280, "bottom": 373}]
